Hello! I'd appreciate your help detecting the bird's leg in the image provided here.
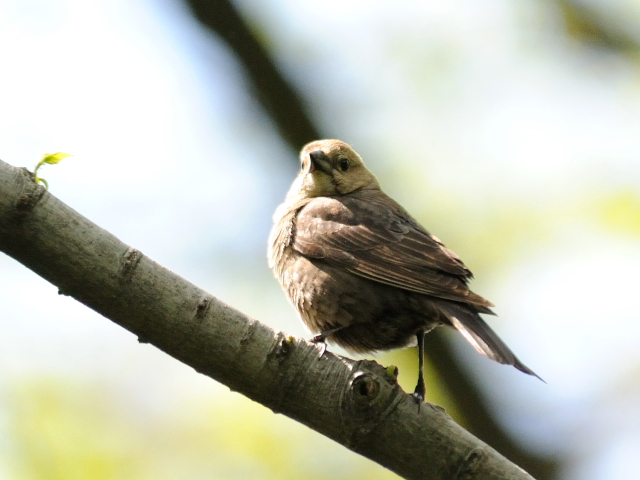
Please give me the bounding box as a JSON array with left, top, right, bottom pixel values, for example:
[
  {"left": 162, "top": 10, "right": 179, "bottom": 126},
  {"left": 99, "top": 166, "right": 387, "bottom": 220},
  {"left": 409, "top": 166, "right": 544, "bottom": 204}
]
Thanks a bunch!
[
  {"left": 310, "top": 326, "right": 345, "bottom": 355},
  {"left": 412, "top": 331, "right": 426, "bottom": 403}
]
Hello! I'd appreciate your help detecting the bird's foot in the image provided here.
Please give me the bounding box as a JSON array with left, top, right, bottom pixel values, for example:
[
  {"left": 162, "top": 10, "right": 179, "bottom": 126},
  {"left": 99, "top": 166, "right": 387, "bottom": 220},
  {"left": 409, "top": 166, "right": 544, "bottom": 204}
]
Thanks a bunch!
[
  {"left": 411, "top": 391, "right": 425, "bottom": 413},
  {"left": 309, "top": 327, "right": 345, "bottom": 357},
  {"left": 412, "top": 379, "right": 426, "bottom": 411},
  {"left": 309, "top": 334, "right": 327, "bottom": 356},
  {"left": 412, "top": 391, "right": 425, "bottom": 403}
]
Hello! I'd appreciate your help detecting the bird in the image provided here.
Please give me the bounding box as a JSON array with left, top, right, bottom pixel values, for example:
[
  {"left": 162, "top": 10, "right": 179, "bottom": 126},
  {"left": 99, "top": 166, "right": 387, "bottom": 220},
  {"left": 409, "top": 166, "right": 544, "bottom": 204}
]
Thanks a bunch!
[{"left": 268, "top": 139, "right": 542, "bottom": 401}]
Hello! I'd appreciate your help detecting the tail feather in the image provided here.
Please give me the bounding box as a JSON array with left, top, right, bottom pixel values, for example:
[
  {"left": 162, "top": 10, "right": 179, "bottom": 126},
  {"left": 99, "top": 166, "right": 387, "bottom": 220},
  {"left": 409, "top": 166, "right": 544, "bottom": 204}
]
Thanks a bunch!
[{"left": 437, "top": 302, "right": 544, "bottom": 382}]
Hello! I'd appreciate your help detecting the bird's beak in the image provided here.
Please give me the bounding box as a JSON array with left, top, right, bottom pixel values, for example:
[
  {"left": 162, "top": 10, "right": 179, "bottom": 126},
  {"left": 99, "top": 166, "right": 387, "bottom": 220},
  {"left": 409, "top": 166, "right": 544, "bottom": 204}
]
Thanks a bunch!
[{"left": 308, "top": 150, "right": 331, "bottom": 174}]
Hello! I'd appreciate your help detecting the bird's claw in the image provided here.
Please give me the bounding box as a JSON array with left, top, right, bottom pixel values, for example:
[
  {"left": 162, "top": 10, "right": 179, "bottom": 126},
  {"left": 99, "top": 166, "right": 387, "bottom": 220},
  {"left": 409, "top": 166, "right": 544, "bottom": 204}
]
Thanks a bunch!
[
  {"left": 309, "top": 335, "right": 327, "bottom": 356},
  {"left": 412, "top": 391, "right": 425, "bottom": 412}
]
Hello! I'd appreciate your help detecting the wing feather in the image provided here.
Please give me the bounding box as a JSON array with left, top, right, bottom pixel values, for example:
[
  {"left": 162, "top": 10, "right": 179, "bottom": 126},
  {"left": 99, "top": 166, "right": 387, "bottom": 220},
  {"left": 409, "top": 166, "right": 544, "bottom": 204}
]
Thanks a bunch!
[{"left": 293, "top": 191, "right": 493, "bottom": 308}]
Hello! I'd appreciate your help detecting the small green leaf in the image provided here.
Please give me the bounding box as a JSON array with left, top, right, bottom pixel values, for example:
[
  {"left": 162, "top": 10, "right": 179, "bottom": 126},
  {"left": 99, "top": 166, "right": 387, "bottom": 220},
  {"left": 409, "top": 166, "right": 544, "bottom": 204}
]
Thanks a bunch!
[
  {"left": 33, "top": 152, "right": 73, "bottom": 189},
  {"left": 40, "top": 152, "right": 72, "bottom": 165}
]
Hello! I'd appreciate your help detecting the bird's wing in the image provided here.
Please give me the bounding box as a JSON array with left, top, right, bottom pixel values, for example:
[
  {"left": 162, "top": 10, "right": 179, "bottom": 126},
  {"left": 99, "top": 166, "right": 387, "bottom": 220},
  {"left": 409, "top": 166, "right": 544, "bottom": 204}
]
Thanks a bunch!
[{"left": 293, "top": 192, "right": 494, "bottom": 308}]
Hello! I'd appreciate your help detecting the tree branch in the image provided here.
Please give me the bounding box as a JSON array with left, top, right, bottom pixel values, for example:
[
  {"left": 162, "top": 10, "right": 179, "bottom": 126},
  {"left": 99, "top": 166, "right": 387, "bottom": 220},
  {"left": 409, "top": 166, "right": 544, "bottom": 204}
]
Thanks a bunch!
[
  {"left": 0, "top": 160, "right": 537, "bottom": 479},
  {"left": 554, "top": 0, "right": 640, "bottom": 54},
  {"left": 184, "top": 0, "right": 321, "bottom": 149}
]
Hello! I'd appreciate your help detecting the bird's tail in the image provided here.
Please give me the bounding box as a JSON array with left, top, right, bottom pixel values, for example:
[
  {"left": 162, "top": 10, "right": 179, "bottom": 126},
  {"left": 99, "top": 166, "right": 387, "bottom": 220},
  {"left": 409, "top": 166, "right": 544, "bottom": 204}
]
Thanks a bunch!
[{"left": 437, "top": 301, "right": 544, "bottom": 382}]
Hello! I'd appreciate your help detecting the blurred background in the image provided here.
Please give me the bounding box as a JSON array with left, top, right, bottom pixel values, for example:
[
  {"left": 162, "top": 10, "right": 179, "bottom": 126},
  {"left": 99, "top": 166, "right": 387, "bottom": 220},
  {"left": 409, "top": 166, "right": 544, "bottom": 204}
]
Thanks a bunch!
[{"left": 1, "top": 0, "right": 639, "bottom": 478}]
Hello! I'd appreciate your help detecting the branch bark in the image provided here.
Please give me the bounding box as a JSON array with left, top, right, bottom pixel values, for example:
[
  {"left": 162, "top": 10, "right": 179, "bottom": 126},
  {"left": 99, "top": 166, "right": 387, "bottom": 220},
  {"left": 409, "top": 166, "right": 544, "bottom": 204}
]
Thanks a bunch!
[{"left": 0, "top": 160, "right": 536, "bottom": 479}]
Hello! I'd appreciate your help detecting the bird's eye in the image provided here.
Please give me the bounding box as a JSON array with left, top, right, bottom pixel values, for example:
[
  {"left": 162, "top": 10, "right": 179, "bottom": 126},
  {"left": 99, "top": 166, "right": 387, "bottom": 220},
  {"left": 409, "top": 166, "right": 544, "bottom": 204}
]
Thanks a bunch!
[{"left": 339, "top": 158, "right": 350, "bottom": 172}]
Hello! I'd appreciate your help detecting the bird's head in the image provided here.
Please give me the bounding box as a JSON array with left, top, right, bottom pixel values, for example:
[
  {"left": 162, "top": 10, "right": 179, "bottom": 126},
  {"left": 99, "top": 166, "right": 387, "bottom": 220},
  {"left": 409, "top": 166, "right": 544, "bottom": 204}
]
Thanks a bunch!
[{"left": 286, "top": 139, "right": 380, "bottom": 201}]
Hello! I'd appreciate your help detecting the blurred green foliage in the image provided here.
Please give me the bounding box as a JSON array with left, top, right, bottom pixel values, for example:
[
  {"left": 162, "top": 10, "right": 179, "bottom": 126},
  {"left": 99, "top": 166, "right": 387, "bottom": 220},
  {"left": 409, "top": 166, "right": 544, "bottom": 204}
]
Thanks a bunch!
[
  {"left": 594, "top": 190, "right": 640, "bottom": 236},
  {"left": 7, "top": 380, "right": 142, "bottom": 480},
  {"left": 5, "top": 379, "right": 398, "bottom": 480}
]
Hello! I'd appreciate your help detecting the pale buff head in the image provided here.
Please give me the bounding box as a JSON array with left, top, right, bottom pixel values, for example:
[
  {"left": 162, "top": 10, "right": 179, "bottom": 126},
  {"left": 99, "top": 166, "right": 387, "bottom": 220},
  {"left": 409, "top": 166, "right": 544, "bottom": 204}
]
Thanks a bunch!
[{"left": 286, "top": 139, "right": 380, "bottom": 201}]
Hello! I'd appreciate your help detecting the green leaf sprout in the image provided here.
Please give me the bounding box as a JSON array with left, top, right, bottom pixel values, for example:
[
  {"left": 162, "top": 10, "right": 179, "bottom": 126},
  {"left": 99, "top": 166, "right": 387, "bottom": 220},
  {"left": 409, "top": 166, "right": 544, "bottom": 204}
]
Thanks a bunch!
[{"left": 33, "top": 152, "right": 72, "bottom": 189}]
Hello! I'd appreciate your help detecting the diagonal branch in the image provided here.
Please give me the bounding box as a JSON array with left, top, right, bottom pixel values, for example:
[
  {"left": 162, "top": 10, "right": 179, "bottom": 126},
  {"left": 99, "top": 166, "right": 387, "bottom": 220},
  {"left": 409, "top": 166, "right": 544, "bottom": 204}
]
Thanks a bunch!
[
  {"left": 0, "top": 159, "right": 536, "bottom": 479},
  {"left": 184, "top": 0, "right": 321, "bottom": 149},
  {"left": 554, "top": 0, "right": 640, "bottom": 54}
]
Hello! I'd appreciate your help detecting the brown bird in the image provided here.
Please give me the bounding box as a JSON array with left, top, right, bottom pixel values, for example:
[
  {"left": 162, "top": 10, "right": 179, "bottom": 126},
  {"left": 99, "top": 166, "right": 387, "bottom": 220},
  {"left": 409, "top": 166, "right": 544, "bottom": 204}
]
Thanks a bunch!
[{"left": 269, "top": 139, "right": 541, "bottom": 401}]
